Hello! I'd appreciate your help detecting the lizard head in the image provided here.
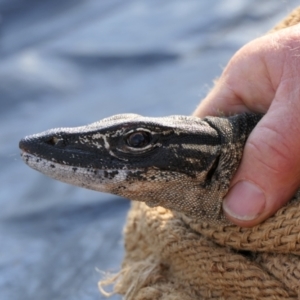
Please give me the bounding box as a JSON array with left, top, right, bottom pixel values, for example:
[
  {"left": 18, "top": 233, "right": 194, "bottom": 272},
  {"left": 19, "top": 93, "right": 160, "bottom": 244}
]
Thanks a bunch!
[{"left": 19, "top": 113, "right": 261, "bottom": 222}]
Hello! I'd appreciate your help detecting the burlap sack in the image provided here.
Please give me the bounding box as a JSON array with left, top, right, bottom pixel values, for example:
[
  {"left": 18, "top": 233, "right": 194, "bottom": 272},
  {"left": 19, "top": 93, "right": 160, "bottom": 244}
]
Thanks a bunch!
[{"left": 100, "top": 7, "right": 300, "bottom": 300}]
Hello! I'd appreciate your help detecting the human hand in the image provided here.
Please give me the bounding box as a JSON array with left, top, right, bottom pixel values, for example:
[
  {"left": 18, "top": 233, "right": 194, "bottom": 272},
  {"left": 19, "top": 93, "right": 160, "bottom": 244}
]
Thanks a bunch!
[{"left": 194, "top": 24, "right": 300, "bottom": 227}]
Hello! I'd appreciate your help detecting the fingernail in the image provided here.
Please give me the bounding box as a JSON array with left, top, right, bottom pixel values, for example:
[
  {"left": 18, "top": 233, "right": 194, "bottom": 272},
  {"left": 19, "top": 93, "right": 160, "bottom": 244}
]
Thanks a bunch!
[{"left": 223, "top": 181, "right": 266, "bottom": 221}]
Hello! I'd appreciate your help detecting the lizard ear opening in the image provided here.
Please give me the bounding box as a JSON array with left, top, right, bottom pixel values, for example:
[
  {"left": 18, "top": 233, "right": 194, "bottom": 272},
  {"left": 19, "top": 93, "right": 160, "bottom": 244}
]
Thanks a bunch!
[{"left": 206, "top": 155, "right": 220, "bottom": 182}]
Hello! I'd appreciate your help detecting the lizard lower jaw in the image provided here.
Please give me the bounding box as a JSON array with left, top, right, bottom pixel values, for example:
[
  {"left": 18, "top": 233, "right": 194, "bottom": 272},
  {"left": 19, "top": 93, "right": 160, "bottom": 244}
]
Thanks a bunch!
[{"left": 20, "top": 151, "right": 134, "bottom": 195}]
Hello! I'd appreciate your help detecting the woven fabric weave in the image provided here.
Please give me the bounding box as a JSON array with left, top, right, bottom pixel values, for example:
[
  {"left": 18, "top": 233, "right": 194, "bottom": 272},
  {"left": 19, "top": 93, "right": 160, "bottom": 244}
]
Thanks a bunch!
[{"left": 100, "top": 7, "right": 300, "bottom": 300}]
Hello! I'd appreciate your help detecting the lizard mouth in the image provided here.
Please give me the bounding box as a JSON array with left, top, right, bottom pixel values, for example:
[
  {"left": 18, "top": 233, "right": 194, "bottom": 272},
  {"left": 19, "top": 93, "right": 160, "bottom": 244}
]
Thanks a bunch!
[
  {"left": 19, "top": 150, "right": 126, "bottom": 194},
  {"left": 19, "top": 132, "right": 124, "bottom": 170},
  {"left": 19, "top": 134, "right": 93, "bottom": 168}
]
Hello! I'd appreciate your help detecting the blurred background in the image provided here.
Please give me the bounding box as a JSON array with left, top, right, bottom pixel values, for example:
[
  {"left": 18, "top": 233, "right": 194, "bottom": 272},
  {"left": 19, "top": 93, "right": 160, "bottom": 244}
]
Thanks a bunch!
[{"left": 0, "top": 1, "right": 299, "bottom": 299}]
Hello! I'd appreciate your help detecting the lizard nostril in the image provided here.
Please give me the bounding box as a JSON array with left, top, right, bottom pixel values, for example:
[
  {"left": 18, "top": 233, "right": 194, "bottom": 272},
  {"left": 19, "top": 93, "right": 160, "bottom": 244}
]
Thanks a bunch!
[{"left": 45, "top": 136, "right": 60, "bottom": 146}]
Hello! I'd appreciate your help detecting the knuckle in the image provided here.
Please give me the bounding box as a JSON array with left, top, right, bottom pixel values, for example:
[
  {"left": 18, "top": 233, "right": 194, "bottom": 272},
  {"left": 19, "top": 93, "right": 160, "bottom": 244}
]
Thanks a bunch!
[{"left": 247, "top": 123, "right": 296, "bottom": 175}]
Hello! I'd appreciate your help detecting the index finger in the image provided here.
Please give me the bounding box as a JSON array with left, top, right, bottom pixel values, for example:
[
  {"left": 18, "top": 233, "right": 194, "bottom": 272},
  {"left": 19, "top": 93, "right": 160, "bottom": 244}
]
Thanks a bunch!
[{"left": 192, "top": 30, "right": 288, "bottom": 117}]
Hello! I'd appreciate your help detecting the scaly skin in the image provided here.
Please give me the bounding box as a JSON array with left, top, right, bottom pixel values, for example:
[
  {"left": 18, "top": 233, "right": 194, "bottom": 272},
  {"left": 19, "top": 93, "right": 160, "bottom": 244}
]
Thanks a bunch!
[{"left": 19, "top": 113, "right": 261, "bottom": 223}]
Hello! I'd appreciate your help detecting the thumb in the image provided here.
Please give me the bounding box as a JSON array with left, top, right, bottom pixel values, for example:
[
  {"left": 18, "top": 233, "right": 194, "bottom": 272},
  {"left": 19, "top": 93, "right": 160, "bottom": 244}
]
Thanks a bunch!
[{"left": 223, "top": 98, "right": 300, "bottom": 227}]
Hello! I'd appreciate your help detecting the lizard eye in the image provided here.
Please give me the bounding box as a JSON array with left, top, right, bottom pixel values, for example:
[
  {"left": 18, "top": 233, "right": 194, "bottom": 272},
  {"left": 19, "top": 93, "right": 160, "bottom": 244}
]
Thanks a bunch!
[{"left": 126, "top": 131, "right": 151, "bottom": 148}]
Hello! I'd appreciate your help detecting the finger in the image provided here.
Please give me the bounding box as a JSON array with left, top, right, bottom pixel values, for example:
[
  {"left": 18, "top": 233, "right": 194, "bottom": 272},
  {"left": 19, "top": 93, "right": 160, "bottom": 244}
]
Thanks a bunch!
[
  {"left": 223, "top": 79, "right": 300, "bottom": 227},
  {"left": 193, "top": 31, "right": 286, "bottom": 118}
]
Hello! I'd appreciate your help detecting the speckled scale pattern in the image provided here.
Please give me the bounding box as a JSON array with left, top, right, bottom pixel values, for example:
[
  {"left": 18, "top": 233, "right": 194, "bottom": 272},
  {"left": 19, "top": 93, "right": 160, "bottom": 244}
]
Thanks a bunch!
[{"left": 19, "top": 113, "right": 262, "bottom": 223}]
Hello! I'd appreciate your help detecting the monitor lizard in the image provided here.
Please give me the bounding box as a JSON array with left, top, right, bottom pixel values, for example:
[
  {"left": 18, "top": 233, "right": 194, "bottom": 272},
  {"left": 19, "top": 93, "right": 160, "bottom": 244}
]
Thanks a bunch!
[{"left": 19, "top": 113, "right": 262, "bottom": 224}]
